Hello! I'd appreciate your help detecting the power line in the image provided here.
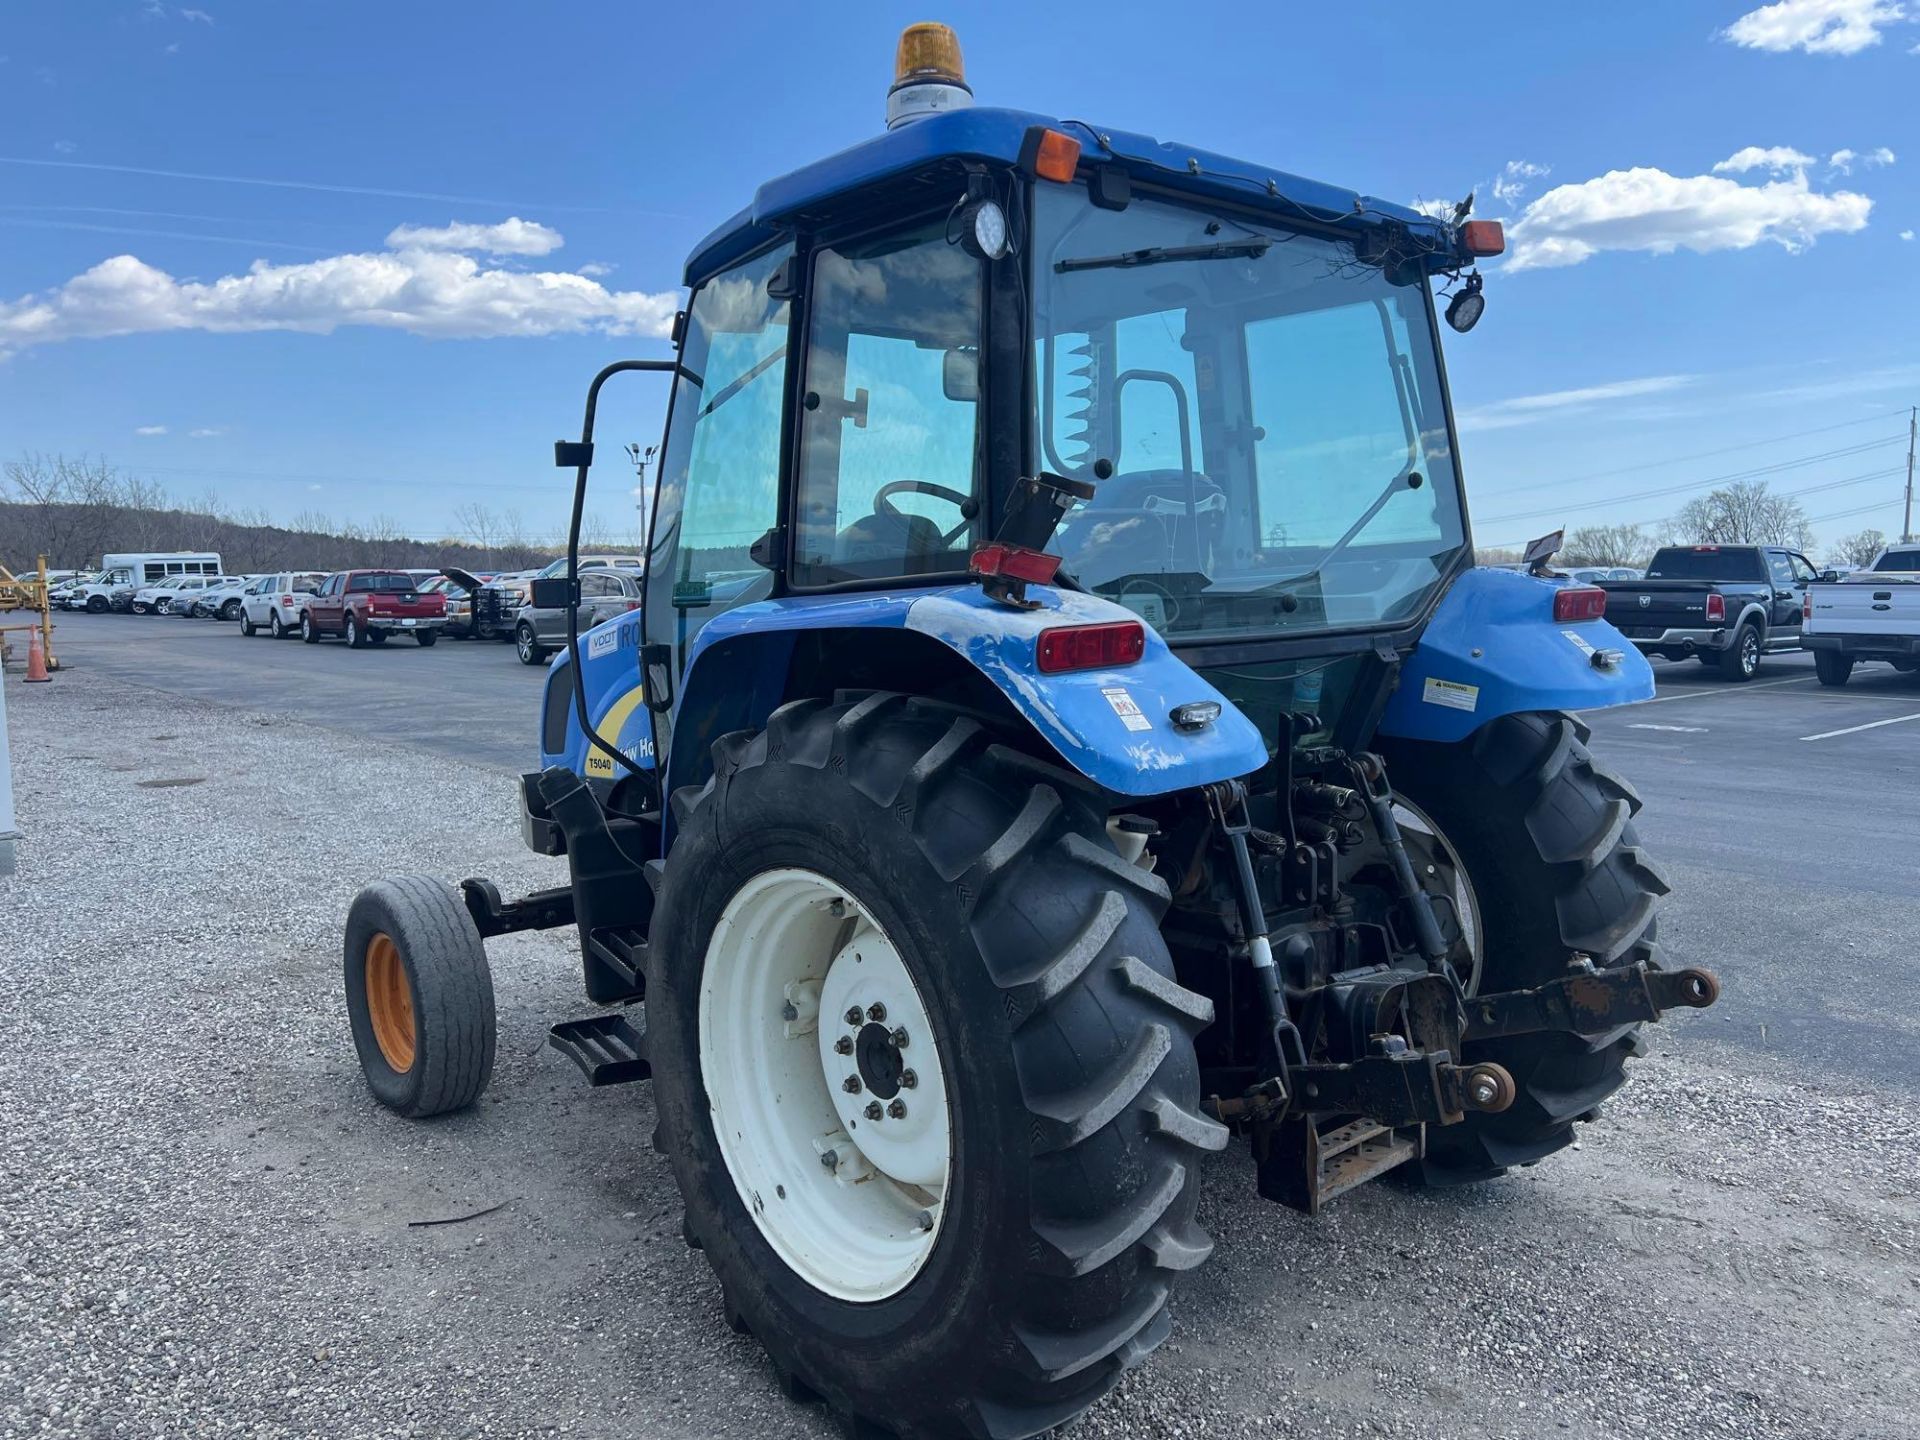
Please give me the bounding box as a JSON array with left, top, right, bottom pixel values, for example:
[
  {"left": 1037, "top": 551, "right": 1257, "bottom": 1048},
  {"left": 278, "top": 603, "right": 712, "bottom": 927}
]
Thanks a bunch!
[
  {"left": 1477, "top": 436, "right": 1907, "bottom": 527},
  {"left": 1469, "top": 407, "right": 1909, "bottom": 502}
]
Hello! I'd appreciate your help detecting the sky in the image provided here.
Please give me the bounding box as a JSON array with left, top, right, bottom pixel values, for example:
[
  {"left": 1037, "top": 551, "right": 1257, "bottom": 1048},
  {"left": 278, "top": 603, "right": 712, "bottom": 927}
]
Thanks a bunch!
[{"left": 2, "top": 0, "right": 1916, "bottom": 559}]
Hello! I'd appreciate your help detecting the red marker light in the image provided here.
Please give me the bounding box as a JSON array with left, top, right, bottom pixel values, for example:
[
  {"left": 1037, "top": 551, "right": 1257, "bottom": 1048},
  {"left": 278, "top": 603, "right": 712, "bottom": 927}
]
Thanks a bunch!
[
  {"left": 1553, "top": 586, "right": 1608, "bottom": 622},
  {"left": 1036, "top": 621, "right": 1146, "bottom": 673},
  {"left": 970, "top": 543, "right": 1061, "bottom": 585},
  {"left": 1705, "top": 593, "right": 1726, "bottom": 622},
  {"left": 1460, "top": 220, "right": 1505, "bottom": 256}
]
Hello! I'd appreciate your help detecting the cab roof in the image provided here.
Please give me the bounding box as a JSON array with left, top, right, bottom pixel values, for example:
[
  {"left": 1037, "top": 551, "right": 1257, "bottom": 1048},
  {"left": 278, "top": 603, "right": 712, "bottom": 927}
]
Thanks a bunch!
[{"left": 684, "top": 105, "right": 1461, "bottom": 287}]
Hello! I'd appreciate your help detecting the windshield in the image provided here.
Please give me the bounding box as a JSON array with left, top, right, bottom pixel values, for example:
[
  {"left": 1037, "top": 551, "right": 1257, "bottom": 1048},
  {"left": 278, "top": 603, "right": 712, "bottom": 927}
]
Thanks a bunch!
[
  {"left": 1644, "top": 548, "right": 1765, "bottom": 582},
  {"left": 1032, "top": 187, "right": 1466, "bottom": 643}
]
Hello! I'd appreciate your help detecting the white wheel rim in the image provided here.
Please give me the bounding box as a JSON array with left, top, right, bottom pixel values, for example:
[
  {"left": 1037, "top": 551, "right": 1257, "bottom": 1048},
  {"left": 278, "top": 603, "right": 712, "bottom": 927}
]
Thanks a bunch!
[
  {"left": 1393, "top": 800, "right": 1484, "bottom": 995},
  {"left": 698, "top": 867, "right": 951, "bottom": 1303}
]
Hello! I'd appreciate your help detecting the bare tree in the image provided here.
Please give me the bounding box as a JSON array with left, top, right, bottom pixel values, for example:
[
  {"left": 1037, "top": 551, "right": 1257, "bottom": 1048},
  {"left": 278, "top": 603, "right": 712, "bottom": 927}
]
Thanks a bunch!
[
  {"left": 452, "top": 502, "right": 499, "bottom": 565},
  {"left": 1560, "top": 523, "right": 1651, "bottom": 568},
  {"left": 1474, "top": 546, "right": 1523, "bottom": 567},
  {"left": 1828, "top": 528, "right": 1887, "bottom": 568},
  {"left": 1670, "top": 481, "right": 1814, "bottom": 549}
]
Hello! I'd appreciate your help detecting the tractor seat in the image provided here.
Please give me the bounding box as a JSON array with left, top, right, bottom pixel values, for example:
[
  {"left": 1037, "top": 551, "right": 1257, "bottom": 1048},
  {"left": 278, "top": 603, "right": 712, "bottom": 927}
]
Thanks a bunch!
[{"left": 831, "top": 509, "right": 954, "bottom": 569}]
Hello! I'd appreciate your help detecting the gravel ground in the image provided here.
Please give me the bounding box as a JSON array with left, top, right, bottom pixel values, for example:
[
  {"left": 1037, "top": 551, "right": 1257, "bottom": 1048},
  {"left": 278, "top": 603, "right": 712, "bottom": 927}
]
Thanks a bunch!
[{"left": 2, "top": 670, "right": 1915, "bottom": 1439}]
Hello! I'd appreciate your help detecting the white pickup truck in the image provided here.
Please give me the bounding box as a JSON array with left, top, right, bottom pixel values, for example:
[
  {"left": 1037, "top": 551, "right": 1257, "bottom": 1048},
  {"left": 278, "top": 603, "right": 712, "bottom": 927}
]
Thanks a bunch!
[{"left": 1801, "top": 544, "right": 1920, "bottom": 686}]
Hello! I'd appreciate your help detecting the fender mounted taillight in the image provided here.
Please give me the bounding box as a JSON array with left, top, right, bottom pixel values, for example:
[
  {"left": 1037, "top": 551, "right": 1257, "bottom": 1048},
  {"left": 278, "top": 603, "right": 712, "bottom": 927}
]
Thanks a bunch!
[
  {"left": 1705, "top": 593, "right": 1726, "bottom": 623},
  {"left": 1036, "top": 621, "right": 1146, "bottom": 673},
  {"left": 1553, "top": 587, "right": 1607, "bottom": 622}
]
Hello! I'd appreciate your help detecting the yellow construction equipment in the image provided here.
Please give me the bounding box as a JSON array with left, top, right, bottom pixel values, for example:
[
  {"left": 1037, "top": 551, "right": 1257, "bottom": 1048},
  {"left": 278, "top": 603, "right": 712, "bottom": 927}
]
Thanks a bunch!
[{"left": 0, "top": 556, "right": 59, "bottom": 674}]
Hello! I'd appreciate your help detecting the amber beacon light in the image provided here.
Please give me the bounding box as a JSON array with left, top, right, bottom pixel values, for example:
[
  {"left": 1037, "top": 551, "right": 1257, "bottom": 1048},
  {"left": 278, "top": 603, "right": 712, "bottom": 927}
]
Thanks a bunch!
[{"left": 887, "top": 23, "right": 974, "bottom": 128}]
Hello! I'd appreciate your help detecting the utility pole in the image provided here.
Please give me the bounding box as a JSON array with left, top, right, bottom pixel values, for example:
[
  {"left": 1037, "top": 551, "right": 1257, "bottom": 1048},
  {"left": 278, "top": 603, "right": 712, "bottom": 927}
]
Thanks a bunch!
[
  {"left": 1904, "top": 405, "right": 1916, "bottom": 544},
  {"left": 625, "top": 443, "right": 658, "bottom": 551}
]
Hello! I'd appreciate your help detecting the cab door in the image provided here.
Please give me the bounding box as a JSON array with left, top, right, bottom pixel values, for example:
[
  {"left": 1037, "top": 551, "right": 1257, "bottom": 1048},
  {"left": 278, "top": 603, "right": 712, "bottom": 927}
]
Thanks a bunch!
[
  {"left": 642, "top": 241, "right": 795, "bottom": 757},
  {"left": 1764, "top": 549, "right": 1804, "bottom": 637}
]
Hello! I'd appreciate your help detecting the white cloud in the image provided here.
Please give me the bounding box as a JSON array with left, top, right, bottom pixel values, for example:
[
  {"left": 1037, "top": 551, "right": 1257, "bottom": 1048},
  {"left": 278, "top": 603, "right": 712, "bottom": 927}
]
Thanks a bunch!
[
  {"left": 1491, "top": 160, "right": 1550, "bottom": 204},
  {"left": 1714, "top": 145, "right": 1817, "bottom": 174},
  {"left": 180, "top": 7, "right": 213, "bottom": 22},
  {"left": 1721, "top": 0, "right": 1908, "bottom": 54},
  {"left": 1827, "top": 145, "right": 1896, "bottom": 173},
  {"left": 1902, "top": 228, "right": 1916, "bottom": 239},
  {"left": 383, "top": 216, "right": 563, "bottom": 257},
  {"left": 1457, "top": 375, "right": 1698, "bottom": 431},
  {"left": 1506, "top": 162, "right": 1872, "bottom": 270},
  {"left": 51, "top": 139, "right": 77, "bottom": 156},
  {"left": 577, "top": 261, "right": 615, "bottom": 277},
  {"left": 188, "top": 426, "right": 225, "bottom": 438},
  {"left": 0, "top": 225, "right": 679, "bottom": 355},
  {"left": 134, "top": 424, "right": 168, "bottom": 436}
]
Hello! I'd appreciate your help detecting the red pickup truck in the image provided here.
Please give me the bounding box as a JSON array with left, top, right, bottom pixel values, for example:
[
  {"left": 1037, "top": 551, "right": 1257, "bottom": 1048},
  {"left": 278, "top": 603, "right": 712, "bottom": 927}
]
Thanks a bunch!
[{"left": 301, "top": 570, "right": 447, "bottom": 649}]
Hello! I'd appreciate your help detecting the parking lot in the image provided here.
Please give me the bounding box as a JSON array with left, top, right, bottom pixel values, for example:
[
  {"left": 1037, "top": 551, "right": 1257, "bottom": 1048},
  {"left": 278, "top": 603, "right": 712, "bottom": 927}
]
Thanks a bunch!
[{"left": 3, "top": 620, "right": 1917, "bottom": 1439}]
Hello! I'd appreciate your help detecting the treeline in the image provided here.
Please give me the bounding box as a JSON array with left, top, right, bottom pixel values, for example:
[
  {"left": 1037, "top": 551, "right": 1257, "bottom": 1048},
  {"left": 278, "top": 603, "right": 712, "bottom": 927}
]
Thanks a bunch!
[{"left": 2, "top": 453, "right": 636, "bottom": 575}]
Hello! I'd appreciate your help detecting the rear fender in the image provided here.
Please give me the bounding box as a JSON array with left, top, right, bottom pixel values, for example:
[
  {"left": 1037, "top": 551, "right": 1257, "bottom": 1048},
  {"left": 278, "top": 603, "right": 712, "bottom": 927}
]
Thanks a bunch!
[
  {"left": 1377, "top": 568, "right": 1653, "bottom": 744},
  {"left": 666, "top": 584, "right": 1266, "bottom": 800}
]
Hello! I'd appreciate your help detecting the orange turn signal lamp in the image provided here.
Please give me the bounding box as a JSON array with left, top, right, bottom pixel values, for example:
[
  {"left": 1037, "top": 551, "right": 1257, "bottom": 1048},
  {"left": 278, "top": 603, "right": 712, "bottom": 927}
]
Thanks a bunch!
[{"left": 1019, "top": 126, "right": 1082, "bottom": 183}]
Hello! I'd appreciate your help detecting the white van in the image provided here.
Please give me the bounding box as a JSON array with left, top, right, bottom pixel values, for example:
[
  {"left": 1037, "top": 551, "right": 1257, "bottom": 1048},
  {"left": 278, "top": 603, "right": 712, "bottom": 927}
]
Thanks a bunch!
[{"left": 68, "top": 552, "right": 222, "bottom": 613}]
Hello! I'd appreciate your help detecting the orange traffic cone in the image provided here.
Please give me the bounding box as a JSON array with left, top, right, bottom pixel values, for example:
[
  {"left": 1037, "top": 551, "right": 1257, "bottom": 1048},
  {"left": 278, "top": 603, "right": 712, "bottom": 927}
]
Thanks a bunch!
[{"left": 24, "top": 627, "right": 51, "bottom": 683}]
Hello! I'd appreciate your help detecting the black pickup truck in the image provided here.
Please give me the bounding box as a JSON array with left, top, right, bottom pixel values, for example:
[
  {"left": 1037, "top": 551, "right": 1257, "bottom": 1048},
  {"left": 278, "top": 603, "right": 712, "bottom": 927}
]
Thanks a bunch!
[{"left": 1598, "top": 544, "right": 1828, "bottom": 681}]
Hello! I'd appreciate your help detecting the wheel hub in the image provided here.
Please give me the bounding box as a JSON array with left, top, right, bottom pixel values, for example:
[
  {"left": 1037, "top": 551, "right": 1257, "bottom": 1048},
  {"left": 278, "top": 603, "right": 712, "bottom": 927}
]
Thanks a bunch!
[{"left": 698, "top": 869, "right": 951, "bottom": 1302}]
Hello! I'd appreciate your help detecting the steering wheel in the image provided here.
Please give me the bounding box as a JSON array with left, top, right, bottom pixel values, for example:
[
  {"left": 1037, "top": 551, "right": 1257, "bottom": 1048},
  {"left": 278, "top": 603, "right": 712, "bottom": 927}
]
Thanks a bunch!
[{"left": 873, "top": 480, "right": 975, "bottom": 546}]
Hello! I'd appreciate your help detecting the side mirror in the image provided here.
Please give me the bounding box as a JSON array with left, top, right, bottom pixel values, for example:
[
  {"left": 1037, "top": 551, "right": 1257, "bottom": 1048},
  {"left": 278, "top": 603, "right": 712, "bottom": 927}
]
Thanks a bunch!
[
  {"left": 1818, "top": 570, "right": 1841, "bottom": 583},
  {"left": 943, "top": 347, "right": 980, "bottom": 403},
  {"left": 530, "top": 577, "right": 574, "bottom": 608}
]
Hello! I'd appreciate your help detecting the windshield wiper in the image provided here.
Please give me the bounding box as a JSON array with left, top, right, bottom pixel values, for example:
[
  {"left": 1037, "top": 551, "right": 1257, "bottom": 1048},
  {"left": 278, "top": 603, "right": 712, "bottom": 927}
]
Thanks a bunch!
[
  {"left": 1054, "top": 239, "right": 1271, "bottom": 274},
  {"left": 1260, "top": 470, "right": 1426, "bottom": 594}
]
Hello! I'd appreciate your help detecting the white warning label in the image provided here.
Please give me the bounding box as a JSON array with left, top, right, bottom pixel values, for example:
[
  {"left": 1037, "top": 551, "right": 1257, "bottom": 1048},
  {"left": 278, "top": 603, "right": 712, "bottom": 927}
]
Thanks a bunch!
[
  {"left": 1421, "top": 677, "right": 1480, "bottom": 713},
  {"left": 1101, "top": 686, "right": 1153, "bottom": 732}
]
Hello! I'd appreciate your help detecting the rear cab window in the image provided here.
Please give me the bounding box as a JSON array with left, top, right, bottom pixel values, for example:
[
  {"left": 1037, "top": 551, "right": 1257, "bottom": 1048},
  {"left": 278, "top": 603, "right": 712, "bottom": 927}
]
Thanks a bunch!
[
  {"left": 1644, "top": 547, "right": 1766, "bottom": 582},
  {"left": 1873, "top": 549, "right": 1920, "bottom": 572},
  {"left": 346, "top": 572, "right": 420, "bottom": 593}
]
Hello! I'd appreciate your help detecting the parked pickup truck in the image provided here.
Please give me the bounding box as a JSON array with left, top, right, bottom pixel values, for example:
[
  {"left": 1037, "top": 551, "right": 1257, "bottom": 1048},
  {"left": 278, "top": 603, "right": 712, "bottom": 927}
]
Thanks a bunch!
[
  {"left": 300, "top": 569, "right": 447, "bottom": 648},
  {"left": 1801, "top": 543, "right": 1920, "bottom": 686},
  {"left": 1598, "top": 544, "right": 1826, "bottom": 681}
]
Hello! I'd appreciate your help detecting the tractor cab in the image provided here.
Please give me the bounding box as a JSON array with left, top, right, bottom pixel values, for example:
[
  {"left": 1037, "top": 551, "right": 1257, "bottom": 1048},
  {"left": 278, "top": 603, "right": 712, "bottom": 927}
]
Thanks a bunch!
[
  {"left": 629, "top": 28, "right": 1505, "bottom": 778},
  {"left": 344, "top": 27, "right": 1716, "bottom": 1440}
]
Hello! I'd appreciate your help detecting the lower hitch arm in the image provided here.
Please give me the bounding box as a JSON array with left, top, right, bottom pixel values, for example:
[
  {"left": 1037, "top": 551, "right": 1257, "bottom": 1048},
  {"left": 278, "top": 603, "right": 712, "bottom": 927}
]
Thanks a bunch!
[
  {"left": 1466, "top": 956, "right": 1722, "bottom": 1041},
  {"left": 1206, "top": 780, "right": 1307, "bottom": 1091}
]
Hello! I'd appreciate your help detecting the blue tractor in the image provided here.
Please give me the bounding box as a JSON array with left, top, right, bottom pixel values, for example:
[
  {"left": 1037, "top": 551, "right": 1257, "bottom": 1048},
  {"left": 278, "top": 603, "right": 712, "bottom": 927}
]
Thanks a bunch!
[{"left": 343, "top": 26, "right": 1719, "bottom": 1439}]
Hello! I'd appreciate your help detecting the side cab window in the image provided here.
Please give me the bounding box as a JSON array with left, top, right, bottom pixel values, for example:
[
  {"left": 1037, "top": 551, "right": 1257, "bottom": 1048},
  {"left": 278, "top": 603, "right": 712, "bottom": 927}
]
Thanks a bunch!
[{"left": 646, "top": 242, "right": 794, "bottom": 664}]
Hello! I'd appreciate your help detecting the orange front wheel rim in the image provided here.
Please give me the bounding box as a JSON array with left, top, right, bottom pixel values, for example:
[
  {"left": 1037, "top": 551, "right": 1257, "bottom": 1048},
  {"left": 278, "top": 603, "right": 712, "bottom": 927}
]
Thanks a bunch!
[{"left": 365, "top": 933, "right": 417, "bottom": 1073}]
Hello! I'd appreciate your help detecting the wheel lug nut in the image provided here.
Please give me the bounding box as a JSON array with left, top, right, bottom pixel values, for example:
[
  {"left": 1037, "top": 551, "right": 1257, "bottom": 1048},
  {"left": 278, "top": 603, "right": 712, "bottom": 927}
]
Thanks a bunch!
[
  {"left": 900, "top": 1069, "right": 918, "bottom": 1089},
  {"left": 864, "top": 1101, "right": 883, "bottom": 1121},
  {"left": 889, "top": 1027, "right": 909, "bottom": 1049},
  {"left": 820, "top": 1149, "right": 839, "bottom": 1172},
  {"left": 914, "top": 1210, "right": 934, "bottom": 1232},
  {"left": 781, "top": 1001, "right": 798, "bottom": 1022},
  {"left": 887, "top": 1099, "right": 907, "bottom": 1119},
  {"left": 834, "top": 1036, "right": 854, "bottom": 1055},
  {"left": 845, "top": 1007, "right": 863, "bottom": 1026},
  {"left": 867, "top": 1002, "right": 887, "bottom": 1023},
  {"left": 842, "top": 1075, "right": 863, "bottom": 1094}
]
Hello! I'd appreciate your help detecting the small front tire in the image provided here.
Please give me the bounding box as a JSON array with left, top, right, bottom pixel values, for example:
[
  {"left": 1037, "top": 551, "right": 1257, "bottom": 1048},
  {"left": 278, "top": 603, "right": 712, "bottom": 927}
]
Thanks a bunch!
[
  {"left": 239, "top": 611, "right": 257, "bottom": 636},
  {"left": 343, "top": 876, "right": 496, "bottom": 1118},
  {"left": 86, "top": 595, "right": 108, "bottom": 614}
]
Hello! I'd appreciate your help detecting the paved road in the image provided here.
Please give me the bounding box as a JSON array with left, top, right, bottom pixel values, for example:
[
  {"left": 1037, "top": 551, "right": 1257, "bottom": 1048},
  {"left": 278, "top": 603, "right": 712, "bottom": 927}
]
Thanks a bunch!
[
  {"left": 1580, "top": 652, "right": 1920, "bottom": 1091},
  {"left": 40, "top": 611, "right": 1920, "bottom": 1091},
  {"left": 48, "top": 611, "right": 548, "bottom": 772}
]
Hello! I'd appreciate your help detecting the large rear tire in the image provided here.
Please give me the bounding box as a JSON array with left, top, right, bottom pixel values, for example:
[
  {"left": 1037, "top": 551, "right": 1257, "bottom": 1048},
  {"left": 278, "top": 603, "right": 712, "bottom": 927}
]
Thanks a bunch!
[
  {"left": 648, "top": 693, "right": 1222, "bottom": 1440},
  {"left": 1377, "top": 711, "right": 1669, "bottom": 1184}
]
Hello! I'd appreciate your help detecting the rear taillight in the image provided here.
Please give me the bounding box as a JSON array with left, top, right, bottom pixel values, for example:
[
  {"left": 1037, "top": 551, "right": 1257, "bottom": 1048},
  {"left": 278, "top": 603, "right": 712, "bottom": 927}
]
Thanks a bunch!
[
  {"left": 1036, "top": 621, "right": 1146, "bottom": 673},
  {"left": 1802, "top": 591, "right": 1813, "bottom": 620},
  {"left": 624, "top": 600, "right": 642, "bottom": 611},
  {"left": 279, "top": 596, "right": 295, "bottom": 606},
  {"left": 1553, "top": 586, "right": 1607, "bottom": 622},
  {"left": 1705, "top": 593, "right": 1726, "bottom": 622},
  {"left": 970, "top": 543, "right": 1061, "bottom": 585}
]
